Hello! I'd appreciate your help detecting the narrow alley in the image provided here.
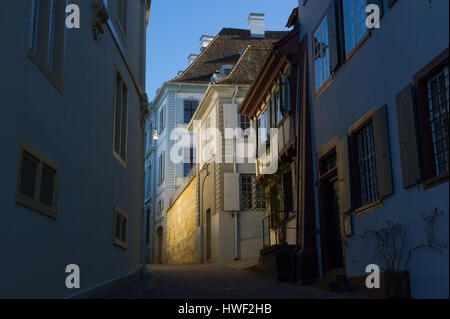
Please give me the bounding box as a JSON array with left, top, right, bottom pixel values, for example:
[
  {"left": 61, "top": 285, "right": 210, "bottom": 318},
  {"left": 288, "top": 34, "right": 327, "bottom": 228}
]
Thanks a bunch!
[{"left": 110, "top": 263, "right": 364, "bottom": 299}]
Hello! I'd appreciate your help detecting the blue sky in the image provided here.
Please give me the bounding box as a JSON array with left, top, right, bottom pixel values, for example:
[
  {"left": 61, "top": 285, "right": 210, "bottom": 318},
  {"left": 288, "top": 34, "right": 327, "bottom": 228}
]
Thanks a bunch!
[{"left": 145, "top": 0, "right": 298, "bottom": 101}]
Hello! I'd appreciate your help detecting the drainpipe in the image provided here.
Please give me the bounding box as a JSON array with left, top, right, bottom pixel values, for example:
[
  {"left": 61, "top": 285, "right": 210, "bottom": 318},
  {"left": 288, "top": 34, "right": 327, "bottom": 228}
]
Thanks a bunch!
[
  {"left": 200, "top": 164, "right": 209, "bottom": 263},
  {"left": 291, "top": 48, "right": 303, "bottom": 283},
  {"left": 232, "top": 85, "right": 240, "bottom": 261}
]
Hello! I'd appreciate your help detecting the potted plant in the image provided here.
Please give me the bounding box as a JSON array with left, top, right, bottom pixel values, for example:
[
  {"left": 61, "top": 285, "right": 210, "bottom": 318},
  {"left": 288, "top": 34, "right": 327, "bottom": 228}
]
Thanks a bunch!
[{"left": 364, "top": 208, "right": 447, "bottom": 299}]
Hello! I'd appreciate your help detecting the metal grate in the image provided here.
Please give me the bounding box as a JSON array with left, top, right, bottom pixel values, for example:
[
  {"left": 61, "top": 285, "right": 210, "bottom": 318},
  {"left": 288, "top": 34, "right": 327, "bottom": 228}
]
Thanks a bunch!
[
  {"left": 356, "top": 121, "right": 379, "bottom": 206},
  {"left": 427, "top": 65, "right": 449, "bottom": 176},
  {"left": 240, "top": 175, "right": 265, "bottom": 211}
]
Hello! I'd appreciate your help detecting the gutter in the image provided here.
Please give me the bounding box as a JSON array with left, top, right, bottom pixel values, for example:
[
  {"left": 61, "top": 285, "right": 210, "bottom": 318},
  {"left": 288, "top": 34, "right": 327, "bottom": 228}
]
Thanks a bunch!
[{"left": 291, "top": 40, "right": 302, "bottom": 284}]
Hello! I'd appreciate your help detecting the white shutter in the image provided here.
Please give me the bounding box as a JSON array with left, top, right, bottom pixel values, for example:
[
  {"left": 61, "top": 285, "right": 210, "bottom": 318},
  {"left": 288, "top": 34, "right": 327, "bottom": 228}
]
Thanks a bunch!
[
  {"left": 224, "top": 173, "right": 240, "bottom": 211},
  {"left": 223, "top": 104, "right": 238, "bottom": 129}
]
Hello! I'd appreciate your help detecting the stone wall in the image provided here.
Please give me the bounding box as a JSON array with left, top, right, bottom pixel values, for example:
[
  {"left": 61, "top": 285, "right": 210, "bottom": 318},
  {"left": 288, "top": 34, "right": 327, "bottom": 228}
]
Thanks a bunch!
[{"left": 166, "top": 177, "right": 198, "bottom": 264}]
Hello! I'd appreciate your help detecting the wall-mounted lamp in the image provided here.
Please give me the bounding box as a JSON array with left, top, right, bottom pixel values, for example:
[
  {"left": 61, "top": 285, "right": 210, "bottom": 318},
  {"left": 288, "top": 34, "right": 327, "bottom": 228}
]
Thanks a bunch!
[{"left": 153, "top": 129, "right": 159, "bottom": 140}]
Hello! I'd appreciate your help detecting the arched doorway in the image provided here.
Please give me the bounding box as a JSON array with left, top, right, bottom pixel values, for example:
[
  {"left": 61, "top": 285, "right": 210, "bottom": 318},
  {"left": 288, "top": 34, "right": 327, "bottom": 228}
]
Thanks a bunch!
[{"left": 156, "top": 226, "right": 163, "bottom": 264}]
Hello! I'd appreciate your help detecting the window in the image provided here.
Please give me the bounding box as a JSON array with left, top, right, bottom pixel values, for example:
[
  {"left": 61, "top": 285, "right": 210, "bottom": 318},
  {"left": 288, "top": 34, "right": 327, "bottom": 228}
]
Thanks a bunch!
[
  {"left": 319, "top": 151, "right": 337, "bottom": 176},
  {"left": 426, "top": 66, "right": 449, "bottom": 176},
  {"left": 184, "top": 101, "right": 198, "bottom": 123},
  {"left": 160, "top": 107, "right": 165, "bottom": 133},
  {"left": 28, "top": 0, "right": 66, "bottom": 90},
  {"left": 158, "top": 199, "right": 164, "bottom": 212},
  {"left": 240, "top": 115, "right": 250, "bottom": 138},
  {"left": 240, "top": 175, "right": 265, "bottom": 210},
  {"left": 117, "top": 0, "right": 128, "bottom": 36},
  {"left": 313, "top": 17, "right": 331, "bottom": 91},
  {"left": 283, "top": 77, "right": 291, "bottom": 112},
  {"left": 414, "top": 52, "right": 449, "bottom": 187},
  {"left": 146, "top": 165, "right": 152, "bottom": 197},
  {"left": 114, "top": 207, "right": 128, "bottom": 249},
  {"left": 113, "top": 72, "right": 128, "bottom": 164},
  {"left": 184, "top": 148, "right": 195, "bottom": 177},
  {"left": 258, "top": 109, "right": 270, "bottom": 146},
  {"left": 276, "top": 90, "right": 283, "bottom": 124},
  {"left": 343, "top": 0, "right": 367, "bottom": 56},
  {"left": 159, "top": 152, "right": 165, "bottom": 183},
  {"left": 16, "top": 142, "right": 60, "bottom": 219},
  {"left": 352, "top": 121, "right": 379, "bottom": 208}
]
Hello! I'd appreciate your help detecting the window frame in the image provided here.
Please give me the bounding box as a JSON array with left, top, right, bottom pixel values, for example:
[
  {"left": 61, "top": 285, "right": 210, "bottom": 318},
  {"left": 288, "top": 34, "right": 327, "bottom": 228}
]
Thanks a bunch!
[
  {"left": 413, "top": 48, "right": 450, "bottom": 189},
  {"left": 113, "top": 70, "right": 128, "bottom": 167},
  {"left": 312, "top": 15, "right": 332, "bottom": 95},
  {"left": 159, "top": 152, "right": 165, "bottom": 184},
  {"left": 240, "top": 114, "right": 251, "bottom": 139},
  {"left": 159, "top": 107, "right": 165, "bottom": 133},
  {"left": 116, "top": 0, "right": 128, "bottom": 39},
  {"left": 16, "top": 141, "right": 60, "bottom": 219},
  {"left": 239, "top": 174, "right": 265, "bottom": 211},
  {"left": 184, "top": 100, "right": 199, "bottom": 123},
  {"left": 183, "top": 147, "right": 195, "bottom": 177},
  {"left": 348, "top": 108, "right": 383, "bottom": 215},
  {"left": 113, "top": 206, "right": 128, "bottom": 250},
  {"left": 27, "top": 0, "right": 67, "bottom": 93},
  {"left": 341, "top": 0, "right": 371, "bottom": 63}
]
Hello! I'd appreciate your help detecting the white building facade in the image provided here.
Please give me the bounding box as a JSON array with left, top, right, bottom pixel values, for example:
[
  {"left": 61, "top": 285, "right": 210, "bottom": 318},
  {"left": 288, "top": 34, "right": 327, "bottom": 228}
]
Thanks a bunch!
[{"left": 144, "top": 82, "right": 207, "bottom": 264}]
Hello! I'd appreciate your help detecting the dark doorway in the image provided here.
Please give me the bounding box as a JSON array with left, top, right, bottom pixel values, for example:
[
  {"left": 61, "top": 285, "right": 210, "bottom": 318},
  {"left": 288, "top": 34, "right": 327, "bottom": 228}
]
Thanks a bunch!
[
  {"left": 319, "top": 175, "right": 344, "bottom": 273},
  {"left": 157, "top": 226, "right": 163, "bottom": 264},
  {"left": 283, "top": 171, "right": 293, "bottom": 213},
  {"left": 206, "top": 209, "right": 212, "bottom": 262}
]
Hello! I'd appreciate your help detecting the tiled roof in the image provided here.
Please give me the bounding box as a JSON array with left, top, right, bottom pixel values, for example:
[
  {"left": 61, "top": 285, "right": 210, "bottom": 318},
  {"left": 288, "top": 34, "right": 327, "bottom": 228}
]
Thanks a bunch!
[
  {"left": 170, "top": 28, "right": 288, "bottom": 84},
  {"left": 215, "top": 46, "right": 270, "bottom": 85}
]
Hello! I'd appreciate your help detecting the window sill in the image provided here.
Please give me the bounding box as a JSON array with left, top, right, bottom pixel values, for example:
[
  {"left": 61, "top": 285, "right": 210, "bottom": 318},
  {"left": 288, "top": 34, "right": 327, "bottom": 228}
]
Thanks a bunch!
[
  {"left": 15, "top": 192, "right": 58, "bottom": 220},
  {"left": 354, "top": 199, "right": 383, "bottom": 216},
  {"left": 27, "top": 50, "right": 64, "bottom": 94},
  {"left": 314, "top": 75, "right": 334, "bottom": 100},
  {"left": 424, "top": 173, "right": 449, "bottom": 190},
  {"left": 114, "top": 239, "right": 128, "bottom": 250},
  {"left": 276, "top": 112, "right": 291, "bottom": 129},
  {"left": 113, "top": 151, "right": 127, "bottom": 168},
  {"left": 344, "top": 31, "right": 372, "bottom": 67}
]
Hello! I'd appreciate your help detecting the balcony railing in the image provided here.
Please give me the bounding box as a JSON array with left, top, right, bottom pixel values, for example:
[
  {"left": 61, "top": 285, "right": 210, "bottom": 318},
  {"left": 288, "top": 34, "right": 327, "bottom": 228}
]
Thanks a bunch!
[{"left": 262, "top": 211, "right": 297, "bottom": 248}]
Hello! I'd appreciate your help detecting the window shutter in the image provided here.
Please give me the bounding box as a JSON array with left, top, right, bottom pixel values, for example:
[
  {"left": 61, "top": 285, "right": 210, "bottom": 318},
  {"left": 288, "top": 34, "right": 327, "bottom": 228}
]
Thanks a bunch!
[
  {"left": 334, "top": 0, "right": 346, "bottom": 65},
  {"left": 396, "top": 84, "right": 422, "bottom": 188},
  {"left": 367, "top": 0, "right": 384, "bottom": 18},
  {"left": 373, "top": 105, "right": 394, "bottom": 198},
  {"left": 327, "top": 1, "right": 339, "bottom": 72},
  {"left": 337, "top": 136, "right": 352, "bottom": 214}
]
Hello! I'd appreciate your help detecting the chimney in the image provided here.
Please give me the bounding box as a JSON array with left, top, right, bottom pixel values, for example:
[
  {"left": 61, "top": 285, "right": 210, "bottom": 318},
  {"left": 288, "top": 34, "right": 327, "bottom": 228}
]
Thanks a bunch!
[
  {"left": 248, "top": 13, "right": 265, "bottom": 37},
  {"left": 188, "top": 53, "right": 199, "bottom": 65},
  {"left": 200, "top": 35, "right": 214, "bottom": 52}
]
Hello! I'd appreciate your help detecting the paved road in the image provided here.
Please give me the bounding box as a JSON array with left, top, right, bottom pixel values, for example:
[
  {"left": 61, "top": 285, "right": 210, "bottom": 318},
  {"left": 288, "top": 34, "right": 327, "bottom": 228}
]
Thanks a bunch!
[{"left": 110, "top": 263, "right": 364, "bottom": 299}]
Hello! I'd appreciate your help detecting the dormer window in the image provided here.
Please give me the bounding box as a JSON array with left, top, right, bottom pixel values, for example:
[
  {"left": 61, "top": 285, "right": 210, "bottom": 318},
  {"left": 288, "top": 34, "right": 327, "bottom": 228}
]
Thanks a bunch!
[{"left": 220, "top": 64, "right": 234, "bottom": 75}]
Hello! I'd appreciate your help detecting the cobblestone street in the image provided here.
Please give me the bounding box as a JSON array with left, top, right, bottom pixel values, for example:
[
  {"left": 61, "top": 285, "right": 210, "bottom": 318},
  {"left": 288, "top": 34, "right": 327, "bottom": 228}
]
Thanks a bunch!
[{"left": 109, "top": 263, "right": 365, "bottom": 299}]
